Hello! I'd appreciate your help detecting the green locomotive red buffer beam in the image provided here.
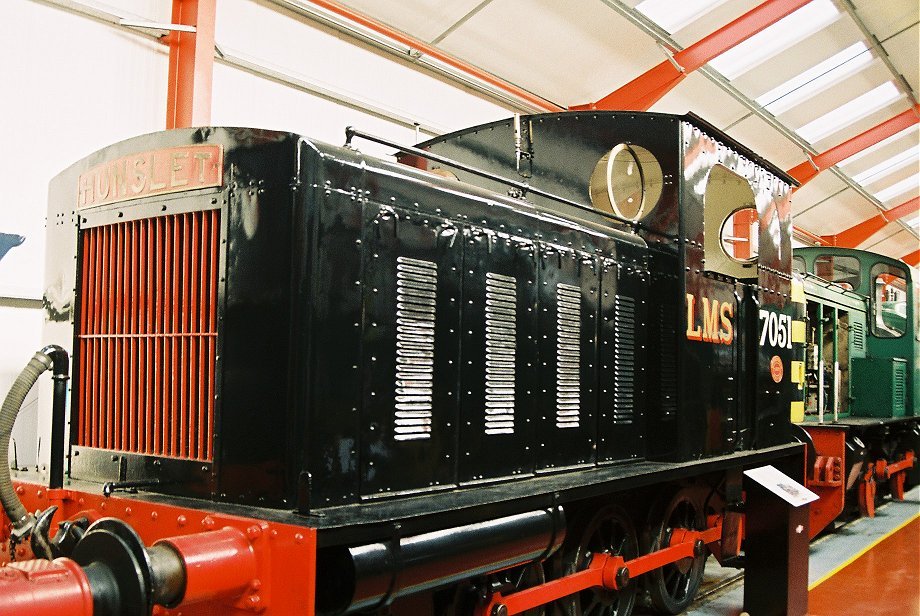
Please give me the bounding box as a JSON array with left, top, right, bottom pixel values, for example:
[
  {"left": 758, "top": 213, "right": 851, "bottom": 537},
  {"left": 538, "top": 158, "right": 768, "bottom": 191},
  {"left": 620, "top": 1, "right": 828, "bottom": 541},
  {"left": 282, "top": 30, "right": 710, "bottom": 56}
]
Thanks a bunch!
[
  {"left": 800, "top": 425, "right": 847, "bottom": 539},
  {"left": 572, "top": 0, "right": 812, "bottom": 111}
]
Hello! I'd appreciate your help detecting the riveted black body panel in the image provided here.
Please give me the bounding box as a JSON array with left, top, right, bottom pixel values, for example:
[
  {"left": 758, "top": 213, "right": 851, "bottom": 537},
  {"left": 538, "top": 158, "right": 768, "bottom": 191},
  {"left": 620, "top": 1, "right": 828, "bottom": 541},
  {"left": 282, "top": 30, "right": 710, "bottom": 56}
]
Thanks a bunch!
[{"left": 41, "top": 112, "right": 802, "bottom": 544}]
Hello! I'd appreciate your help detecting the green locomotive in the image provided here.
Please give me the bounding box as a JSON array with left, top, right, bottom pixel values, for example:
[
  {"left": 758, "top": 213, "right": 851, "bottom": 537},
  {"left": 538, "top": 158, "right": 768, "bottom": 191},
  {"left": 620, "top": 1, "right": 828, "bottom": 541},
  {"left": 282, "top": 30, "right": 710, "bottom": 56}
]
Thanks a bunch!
[{"left": 793, "top": 246, "right": 918, "bottom": 531}]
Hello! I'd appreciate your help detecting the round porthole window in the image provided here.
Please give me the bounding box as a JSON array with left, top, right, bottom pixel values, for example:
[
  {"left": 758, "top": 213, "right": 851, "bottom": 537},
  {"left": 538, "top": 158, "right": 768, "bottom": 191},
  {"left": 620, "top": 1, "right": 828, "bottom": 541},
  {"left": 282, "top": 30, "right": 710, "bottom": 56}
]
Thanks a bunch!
[
  {"left": 720, "top": 207, "right": 759, "bottom": 263},
  {"left": 589, "top": 144, "right": 662, "bottom": 220}
]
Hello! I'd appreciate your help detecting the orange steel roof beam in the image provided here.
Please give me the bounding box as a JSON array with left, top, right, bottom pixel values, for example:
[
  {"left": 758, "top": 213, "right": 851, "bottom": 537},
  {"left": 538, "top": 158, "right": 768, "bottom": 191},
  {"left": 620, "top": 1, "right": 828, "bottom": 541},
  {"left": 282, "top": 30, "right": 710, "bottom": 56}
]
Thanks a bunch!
[
  {"left": 824, "top": 197, "right": 920, "bottom": 247},
  {"left": 794, "top": 226, "right": 831, "bottom": 246},
  {"left": 787, "top": 105, "right": 920, "bottom": 186},
  {"left": 304, "top": 0, "right": 562, "bottom": 113},
  {"left": 573, "top": 0, "right": 812, "bottom": 111},
  {"left": 902, "top": 249, "right": 920, "bottom": 267},
  {"left": 166, "top": 0, "right": 217, "bottom": 129}
]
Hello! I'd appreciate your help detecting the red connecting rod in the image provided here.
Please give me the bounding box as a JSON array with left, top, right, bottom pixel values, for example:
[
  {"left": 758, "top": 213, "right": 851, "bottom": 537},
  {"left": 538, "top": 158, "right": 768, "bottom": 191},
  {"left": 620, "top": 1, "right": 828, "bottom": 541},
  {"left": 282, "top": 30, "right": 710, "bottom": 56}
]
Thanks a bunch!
[{"left": 477, "top": 522, "right": 722, "bottom": 616}]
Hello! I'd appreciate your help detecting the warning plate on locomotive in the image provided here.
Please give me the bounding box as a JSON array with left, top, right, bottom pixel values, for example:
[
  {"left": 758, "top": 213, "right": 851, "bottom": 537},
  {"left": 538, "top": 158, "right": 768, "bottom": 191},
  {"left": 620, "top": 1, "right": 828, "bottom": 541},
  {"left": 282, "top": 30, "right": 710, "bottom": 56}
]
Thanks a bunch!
[{"left": 78, "top": 144, "right": 223, "bottom": 208}]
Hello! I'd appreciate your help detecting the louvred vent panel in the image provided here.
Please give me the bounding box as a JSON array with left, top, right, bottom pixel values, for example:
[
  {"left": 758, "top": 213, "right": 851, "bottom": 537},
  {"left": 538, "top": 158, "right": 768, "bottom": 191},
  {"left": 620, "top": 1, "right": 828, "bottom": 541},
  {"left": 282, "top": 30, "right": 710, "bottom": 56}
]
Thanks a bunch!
[{"left": 76, "top": 210, "right": 219, "bottom": 462}]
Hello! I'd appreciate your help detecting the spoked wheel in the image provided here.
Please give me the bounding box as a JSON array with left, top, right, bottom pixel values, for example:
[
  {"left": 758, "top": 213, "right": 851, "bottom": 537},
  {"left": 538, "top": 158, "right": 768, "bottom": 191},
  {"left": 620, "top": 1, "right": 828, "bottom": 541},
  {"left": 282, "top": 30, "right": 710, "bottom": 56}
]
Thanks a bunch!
[
  {"left": 558, "top": 505, "right": 638, "bottom": 616},
  {"left": 640, "top": 488, "right": 707, "bottom": 615}
]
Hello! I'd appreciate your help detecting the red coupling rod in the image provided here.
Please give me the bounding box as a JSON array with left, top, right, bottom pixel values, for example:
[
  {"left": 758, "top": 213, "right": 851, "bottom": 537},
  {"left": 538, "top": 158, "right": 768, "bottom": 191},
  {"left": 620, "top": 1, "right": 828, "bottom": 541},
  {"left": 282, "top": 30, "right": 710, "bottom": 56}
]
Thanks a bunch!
[{"left": 477, "top": 522, "right": 722, "bottom": 615}]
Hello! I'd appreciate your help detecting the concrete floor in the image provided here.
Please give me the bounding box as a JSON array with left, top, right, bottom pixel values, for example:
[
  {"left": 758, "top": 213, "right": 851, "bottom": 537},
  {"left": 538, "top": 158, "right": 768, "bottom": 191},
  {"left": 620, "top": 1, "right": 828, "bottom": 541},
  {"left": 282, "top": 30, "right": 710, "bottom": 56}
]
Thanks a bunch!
[{"left": 685, "top": 484, "right": 920, "bottom": 616}]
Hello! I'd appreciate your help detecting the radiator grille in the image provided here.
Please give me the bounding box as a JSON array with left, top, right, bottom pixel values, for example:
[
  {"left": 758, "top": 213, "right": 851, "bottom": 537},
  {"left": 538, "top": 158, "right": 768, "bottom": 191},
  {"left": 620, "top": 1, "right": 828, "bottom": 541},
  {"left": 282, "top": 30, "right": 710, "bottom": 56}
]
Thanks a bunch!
[
  {"left": 556, "top": 283, "right": 581, "bottom": 429},
  {"left": 613, "top": 295, "right": 636, "bottom": 424},
  {"left": 893, "top": 362, "right": 906, "bottom": 415},
  {"left": 394, "top": 256, "right": 437, "bottom": 441},
  {"left": 851, "top": 321, "right": 865, "bottom": 352},
  {"left": 484, "top": 273, "right": 516, "bottom": 435},
  {"left": 76, "top": 211, "right": 219, "bottom": 462}
]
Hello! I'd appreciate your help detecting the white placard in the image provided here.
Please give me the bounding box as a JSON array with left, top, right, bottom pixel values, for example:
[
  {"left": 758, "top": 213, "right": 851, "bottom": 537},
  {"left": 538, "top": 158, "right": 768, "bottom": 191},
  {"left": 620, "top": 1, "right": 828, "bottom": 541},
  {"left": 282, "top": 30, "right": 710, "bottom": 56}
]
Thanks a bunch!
[{"left": 743, "top": 465, "right": 819, "bottom": 507}]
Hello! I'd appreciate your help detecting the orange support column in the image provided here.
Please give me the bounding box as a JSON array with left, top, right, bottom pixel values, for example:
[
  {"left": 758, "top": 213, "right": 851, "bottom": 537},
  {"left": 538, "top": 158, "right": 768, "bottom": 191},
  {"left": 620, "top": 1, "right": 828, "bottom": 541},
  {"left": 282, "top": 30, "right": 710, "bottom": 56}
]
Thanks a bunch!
[
  {"left": 166, "top": 0, "right": 217, "bottom": 129},
  {"left": 573, "top": 0, "right": 812, "bottom": 111},
  {"left": 733, "top": 208, "right": 757, "bottom": 260},
  {"left": 786, "top": 106, "right": 920, "bottom": 186}
]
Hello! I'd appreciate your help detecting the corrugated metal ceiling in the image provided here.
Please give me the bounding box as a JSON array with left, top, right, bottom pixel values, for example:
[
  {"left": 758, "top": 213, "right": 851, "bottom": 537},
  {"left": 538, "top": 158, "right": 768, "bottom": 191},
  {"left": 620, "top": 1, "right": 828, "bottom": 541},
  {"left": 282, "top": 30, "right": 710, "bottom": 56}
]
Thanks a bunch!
[{"left": 332, "top": 0, "right": 920, "bottom": 264}]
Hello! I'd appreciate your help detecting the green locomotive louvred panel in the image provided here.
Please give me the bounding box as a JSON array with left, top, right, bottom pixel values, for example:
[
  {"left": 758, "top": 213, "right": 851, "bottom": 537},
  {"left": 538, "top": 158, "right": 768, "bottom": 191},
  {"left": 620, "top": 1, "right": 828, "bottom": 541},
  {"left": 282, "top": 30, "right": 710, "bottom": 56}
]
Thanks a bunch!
[{"left": 850, "top": 356, "right": 907, "bottom": 418}]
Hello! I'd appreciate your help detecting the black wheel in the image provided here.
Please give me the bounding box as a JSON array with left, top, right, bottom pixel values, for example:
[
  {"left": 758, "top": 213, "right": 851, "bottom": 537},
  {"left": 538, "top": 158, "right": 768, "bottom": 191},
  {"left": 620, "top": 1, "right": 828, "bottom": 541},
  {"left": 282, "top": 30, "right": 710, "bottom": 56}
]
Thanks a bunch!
[
  {"left": 558, "top": 505, "right": 638, "bottom": 616},
  {"left": 640, "top": 488, "right": 707, "bottom": 614}
]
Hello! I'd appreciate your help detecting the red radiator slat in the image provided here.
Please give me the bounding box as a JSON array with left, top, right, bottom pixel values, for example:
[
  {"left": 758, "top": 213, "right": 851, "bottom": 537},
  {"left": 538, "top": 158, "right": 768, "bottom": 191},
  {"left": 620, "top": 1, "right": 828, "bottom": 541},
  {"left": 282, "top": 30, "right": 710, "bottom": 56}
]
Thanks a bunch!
[
  {"left": 76, "top": 210, "right": 218, "bottom": 462},
  {"left": 170, "top": 216, "right": 179, "bottom": 457},
  {"left": 180, "top": 214, "right": 190, "bottom": 458},
  {"left": 106, "top": 227, "right": 115, "bottom": 449},
  {"left": 208, "top": 211, "right": 218, "bottom": 459}
]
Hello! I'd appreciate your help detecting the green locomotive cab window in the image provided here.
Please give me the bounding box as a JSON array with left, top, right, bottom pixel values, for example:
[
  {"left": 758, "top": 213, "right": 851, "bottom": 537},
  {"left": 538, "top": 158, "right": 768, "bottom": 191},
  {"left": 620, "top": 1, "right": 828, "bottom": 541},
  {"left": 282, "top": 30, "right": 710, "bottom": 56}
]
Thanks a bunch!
[
  {"left": 814, "top": 254, "right": 860, "bottom": 290},
  {"left": 719, "top": 207, "right": 759, "bottom": 263},
  {"left": 792, "top": 255, "right": 807, "bottom": 274},
  {"left": 870, "top": 263, "right": 908, "bottom": 338},
  {"left": 589, "top": 144, "right": 663, "bottom": 220}
]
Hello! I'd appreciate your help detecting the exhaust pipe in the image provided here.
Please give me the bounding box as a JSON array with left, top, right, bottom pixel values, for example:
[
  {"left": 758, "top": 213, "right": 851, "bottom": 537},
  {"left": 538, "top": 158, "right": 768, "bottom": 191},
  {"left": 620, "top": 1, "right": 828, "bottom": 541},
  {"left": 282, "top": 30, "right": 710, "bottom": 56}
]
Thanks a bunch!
[{"left": 316, "top": 506, "right": 566, "bottom": 615}]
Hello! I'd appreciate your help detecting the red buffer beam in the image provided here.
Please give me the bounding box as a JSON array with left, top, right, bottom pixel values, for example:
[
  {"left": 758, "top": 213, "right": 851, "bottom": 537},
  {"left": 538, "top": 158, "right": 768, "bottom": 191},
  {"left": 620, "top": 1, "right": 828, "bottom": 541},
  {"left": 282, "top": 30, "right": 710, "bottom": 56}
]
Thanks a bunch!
[
  {"left": 573, "top": 0, "right": 812, "bottom": 111},
  {"left": 787, "top": 105, "right": 920, "bottom": 186},
  {"left": 825, "top": 197, "right": 920, "bottom": 247},
  {"left": 166, "top": 0, "right": 217, "bottom": 129}
]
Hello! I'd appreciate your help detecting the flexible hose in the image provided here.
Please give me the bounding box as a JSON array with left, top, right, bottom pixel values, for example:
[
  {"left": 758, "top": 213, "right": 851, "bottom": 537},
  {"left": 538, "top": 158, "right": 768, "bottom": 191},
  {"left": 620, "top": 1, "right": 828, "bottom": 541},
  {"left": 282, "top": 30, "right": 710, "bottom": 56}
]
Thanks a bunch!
[{"left": 0, "top": 352, "right": 53, "bottom": 535}]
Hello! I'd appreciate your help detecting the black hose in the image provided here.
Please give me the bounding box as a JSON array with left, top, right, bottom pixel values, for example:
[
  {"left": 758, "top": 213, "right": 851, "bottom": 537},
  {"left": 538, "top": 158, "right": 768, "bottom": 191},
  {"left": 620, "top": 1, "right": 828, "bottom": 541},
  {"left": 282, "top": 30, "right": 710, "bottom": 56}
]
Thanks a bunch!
[{"left": 0, "top": 346, "right": 68, "bottom": 538}]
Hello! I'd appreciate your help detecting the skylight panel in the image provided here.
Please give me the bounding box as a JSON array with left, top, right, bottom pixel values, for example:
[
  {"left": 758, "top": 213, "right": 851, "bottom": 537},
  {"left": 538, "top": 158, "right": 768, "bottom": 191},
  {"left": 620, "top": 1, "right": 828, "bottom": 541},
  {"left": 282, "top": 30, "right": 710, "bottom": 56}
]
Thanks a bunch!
[
  {"left": 850, "top": 145, "right": 919, "bottom": 185},
  {"left": 904, "top": 213, "right": 920, "bottom": 231},
  {"left": 756, "top": 42, "right": 872, "bottom": 114},
  {"left": 838, "top": 124, "right": 919, "bottom": 167},
  {"left": 796, "top": 81, "right": 901, "bottom": 143},
  {"left": 635, "top": 0, "right": 728, "bottom": 34},
  {"left": 874, "top": 173, "right": 919, "bottom": 203},
  {"left": 708, "top": 0, "right": 840, "bottom": 79}
]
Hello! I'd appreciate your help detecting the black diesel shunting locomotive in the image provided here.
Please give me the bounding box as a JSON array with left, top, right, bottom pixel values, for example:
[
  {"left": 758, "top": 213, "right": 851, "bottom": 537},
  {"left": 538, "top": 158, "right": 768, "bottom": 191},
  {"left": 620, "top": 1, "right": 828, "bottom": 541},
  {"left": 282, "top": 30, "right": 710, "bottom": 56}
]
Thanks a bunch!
[{"left": 6, "top": 111, "right": 805, "bottom": 615}]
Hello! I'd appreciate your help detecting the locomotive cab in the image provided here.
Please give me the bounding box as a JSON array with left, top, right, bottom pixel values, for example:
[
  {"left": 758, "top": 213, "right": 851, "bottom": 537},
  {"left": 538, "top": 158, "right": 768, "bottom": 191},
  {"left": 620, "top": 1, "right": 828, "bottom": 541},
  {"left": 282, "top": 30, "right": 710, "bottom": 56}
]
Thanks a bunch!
[
  {"left": 34, "top": 114, "right": 799, "bottom": 517},
  {"left": 415, "top": 112, "right": 799, "bottom": 461}
]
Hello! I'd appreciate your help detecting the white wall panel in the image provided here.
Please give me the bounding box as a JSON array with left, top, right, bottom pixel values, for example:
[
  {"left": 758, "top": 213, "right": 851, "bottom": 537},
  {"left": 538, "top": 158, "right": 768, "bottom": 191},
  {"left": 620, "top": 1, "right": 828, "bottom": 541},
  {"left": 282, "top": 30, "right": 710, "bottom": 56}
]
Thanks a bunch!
[
  {"left": 0, "top": 2, "right": 168, "bottom": 301},
  {"left": 0, "top": 306, "right": 45, "bottom": 469},
  {"left": 1, "top": 1, "right": 169, "bottom": 466}
]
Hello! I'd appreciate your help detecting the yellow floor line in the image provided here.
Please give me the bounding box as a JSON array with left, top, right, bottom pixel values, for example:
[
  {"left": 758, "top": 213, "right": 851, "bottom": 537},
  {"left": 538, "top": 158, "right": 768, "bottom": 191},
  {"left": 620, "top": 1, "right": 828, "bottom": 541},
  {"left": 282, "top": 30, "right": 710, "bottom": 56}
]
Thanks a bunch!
[{"left": 808, "top": 511, "right": 920, "bottom": 590}]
